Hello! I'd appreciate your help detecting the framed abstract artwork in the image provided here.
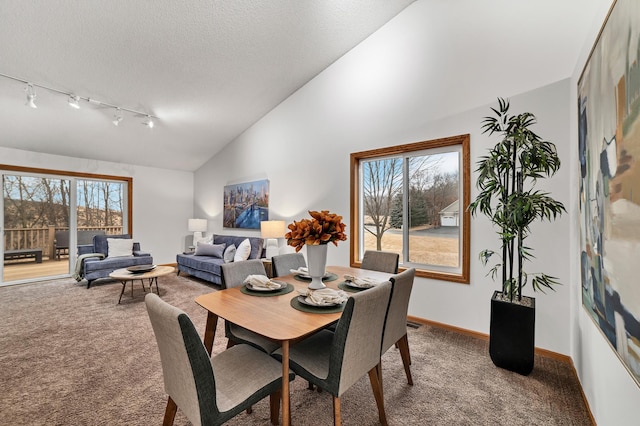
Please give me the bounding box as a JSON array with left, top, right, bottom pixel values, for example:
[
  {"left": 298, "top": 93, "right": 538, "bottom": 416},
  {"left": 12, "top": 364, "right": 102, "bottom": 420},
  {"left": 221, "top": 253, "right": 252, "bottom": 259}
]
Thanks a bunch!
[
  {"left": 223, "top": 179, "right": 269, "bottom": 229},
  {"left": 578, "top": 0, "right": 640, "bottom": 387}
]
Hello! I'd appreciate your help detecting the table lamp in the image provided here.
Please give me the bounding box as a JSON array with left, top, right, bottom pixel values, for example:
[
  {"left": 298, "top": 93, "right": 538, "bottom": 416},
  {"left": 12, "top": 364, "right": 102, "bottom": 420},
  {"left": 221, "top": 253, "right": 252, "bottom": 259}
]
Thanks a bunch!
[
  {"left": 260, "top": 220, "right": 286, "bottom": 259},
  {"left": 188, "top": 218, "right": 208, "bottom": 249}
]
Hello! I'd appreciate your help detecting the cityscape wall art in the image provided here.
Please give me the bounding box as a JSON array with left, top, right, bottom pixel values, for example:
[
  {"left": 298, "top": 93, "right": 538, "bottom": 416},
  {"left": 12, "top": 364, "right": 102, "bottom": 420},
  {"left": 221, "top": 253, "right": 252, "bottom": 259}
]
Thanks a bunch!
[{"left": 223, "top": 179, "right": 269, "bottom": 229}]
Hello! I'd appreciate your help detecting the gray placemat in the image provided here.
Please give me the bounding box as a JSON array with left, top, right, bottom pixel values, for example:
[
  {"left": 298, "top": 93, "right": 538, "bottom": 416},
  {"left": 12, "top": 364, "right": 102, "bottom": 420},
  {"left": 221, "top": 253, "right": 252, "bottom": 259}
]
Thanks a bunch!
[
  {"left": 293, "top": 272, "right": 338, "bottom": 283},
  {"left": 337, "top": 281, "right": 370, "bottom": 293},
  {"left": 240, "top": 282, "right": 294, "bottom": 297},
  {"left": 289, "top": 295, "right": 345, "bottom": 314}
]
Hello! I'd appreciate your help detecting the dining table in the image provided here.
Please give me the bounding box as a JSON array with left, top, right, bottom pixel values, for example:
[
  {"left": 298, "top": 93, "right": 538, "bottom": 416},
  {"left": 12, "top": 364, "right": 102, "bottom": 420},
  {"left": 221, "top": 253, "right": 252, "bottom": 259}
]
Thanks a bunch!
[{"left": 194, "top": 264, "right": 393, "bottom": 426}]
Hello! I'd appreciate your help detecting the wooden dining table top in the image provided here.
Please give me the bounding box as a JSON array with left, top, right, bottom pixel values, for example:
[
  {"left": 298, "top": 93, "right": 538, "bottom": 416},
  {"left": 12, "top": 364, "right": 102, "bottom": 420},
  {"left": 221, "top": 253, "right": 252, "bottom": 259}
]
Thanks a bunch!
[{"left": 194, "top": 264, "right": 393, "bottom": 342}]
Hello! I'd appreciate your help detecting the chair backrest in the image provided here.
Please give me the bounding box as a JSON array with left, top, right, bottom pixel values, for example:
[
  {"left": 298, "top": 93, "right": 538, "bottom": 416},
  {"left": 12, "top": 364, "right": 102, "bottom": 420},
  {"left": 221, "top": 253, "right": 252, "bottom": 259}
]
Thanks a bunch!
[
  {"left": 145, "top": 293, "right": 220, "bottom": 426},
  {"left": 361, "top": 250, "right": 399, "bottom": 274},
  {"left": 382, "top": 268, "right": 416, "bottom": 353},
  {"left": 220, "top": 259, "right": 267, "bottom": 289},
  {"left": 271, "top": 253, "right": 306, "bottom": 277},
  {"left": 330, "top": 281, "right": 392, "bottom": 396},
  {"left": 54, "top": 230, "right": 70, "bottom": 249},
  {"left": 78, "top": 229, "right": 106, "bottom": 245}
]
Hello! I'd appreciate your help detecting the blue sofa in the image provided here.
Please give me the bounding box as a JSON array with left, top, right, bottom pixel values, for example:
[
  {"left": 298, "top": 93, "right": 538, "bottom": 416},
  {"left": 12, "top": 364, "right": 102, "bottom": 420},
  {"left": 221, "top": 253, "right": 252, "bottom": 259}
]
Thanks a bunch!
[
  {"left": 77, "top": 234, "right": 153, "bottom": 288},
  {"left": 176, "top": 234, "right": 264, "bottom": 285}
]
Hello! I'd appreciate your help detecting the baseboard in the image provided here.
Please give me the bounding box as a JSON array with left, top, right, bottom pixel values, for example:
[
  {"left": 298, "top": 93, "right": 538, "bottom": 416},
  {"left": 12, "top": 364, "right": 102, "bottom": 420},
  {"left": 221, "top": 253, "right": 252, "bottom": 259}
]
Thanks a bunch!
[{"left": 406, "top": 315, "right": 596, "bottom": 425}]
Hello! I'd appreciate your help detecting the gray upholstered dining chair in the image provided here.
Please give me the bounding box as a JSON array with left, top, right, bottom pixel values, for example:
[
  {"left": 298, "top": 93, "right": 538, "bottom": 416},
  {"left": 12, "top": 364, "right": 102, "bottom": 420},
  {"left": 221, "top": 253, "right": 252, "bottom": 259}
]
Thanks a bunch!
[
  {"left": 220, "top": 260, "right": 280, "bottom": 354},
  {"left": 271, "top": 253, "right": 306, "bottom": 277},
  {"left": 273, "top": 281, "right": 392, "bottom": 426},
  {"left": 144, "top": 293, "right": 293, "bottom": 426},
  {"left": 361, "top": 250, "right": 399, "bottom": 274},
  {"left": 379, "top": 267, "right": 416, "bottom": 386}
]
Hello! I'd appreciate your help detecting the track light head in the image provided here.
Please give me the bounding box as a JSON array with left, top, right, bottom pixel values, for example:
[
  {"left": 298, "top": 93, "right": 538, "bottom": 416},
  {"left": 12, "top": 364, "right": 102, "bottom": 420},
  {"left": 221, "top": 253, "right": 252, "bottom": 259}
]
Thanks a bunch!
[
  {"left": 3, "top": 73, "right": 158, "bottom": 124},
  {"left": 112, "top": 108, "right": 123, "bottom": 126},
  {"left": 143, "top": 115, "right": 154, "bottom": 128},
  {"left": 25, "top": 83, "right": 37, "bottom": 109},
  {"left": 68, "top": 94, "right": 80, "bottom": 109}
]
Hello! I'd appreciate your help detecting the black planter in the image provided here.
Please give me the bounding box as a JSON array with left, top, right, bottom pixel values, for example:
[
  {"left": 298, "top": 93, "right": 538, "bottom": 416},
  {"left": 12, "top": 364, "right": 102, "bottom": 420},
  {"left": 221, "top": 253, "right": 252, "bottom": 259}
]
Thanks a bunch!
[{"left": 489, "top": 290, "right": 536, "bottom": 375}]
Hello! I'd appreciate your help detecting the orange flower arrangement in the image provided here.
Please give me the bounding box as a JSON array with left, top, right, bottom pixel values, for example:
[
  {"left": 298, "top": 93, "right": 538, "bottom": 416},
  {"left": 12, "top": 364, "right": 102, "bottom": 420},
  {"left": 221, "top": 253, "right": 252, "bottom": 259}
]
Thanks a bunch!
[{"left": 285, "top": 210, "right": 347, "bottom": 252}]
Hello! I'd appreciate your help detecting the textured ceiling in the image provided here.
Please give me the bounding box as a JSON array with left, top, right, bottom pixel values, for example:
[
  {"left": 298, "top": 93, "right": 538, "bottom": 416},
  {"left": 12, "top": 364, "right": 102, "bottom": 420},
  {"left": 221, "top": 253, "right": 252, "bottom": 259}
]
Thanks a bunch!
[
  {"left": 0, "top": 0, "right": 605, "bottom": 172},
  {"left": 0, "top": 0, "right": 415, "bottom": 171}
]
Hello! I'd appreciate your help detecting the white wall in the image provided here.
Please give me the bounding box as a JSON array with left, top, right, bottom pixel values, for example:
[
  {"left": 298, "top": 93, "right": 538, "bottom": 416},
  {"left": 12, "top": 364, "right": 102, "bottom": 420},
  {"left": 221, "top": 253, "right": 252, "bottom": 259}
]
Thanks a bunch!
[
  {"left": 194, "top": 1, "right": 574, "bottom": 354},
  {"left": 0, "top": 146, "right": 193, "bottom": 266},
  {"left": 568, "top": 0, "right": 640, "bottom": 424}
]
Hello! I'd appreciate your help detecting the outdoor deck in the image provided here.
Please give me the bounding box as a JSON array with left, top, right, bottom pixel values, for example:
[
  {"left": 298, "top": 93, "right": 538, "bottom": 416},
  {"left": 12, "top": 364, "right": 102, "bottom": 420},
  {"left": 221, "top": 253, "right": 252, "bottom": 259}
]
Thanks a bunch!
[{"left": 3, "top": 257, "right": 70, "bottom": 282}]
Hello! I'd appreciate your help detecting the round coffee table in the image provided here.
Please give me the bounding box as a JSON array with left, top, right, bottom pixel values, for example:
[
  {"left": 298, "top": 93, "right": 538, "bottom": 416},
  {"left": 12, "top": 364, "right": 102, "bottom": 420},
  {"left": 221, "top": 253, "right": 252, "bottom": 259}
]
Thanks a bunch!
[{"left": 109, "top": 265, "right": 174, "bottom": 304}]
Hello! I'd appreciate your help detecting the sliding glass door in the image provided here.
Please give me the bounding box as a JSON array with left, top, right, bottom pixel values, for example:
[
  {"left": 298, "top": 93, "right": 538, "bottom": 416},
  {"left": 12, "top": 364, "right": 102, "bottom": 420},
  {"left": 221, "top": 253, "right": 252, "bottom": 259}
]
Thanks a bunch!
[
  {"left": 2, "top": 174, "right": 71, "bottom": 283},
  {"left": 1, "top": 168, "right": 130, "bottom": 286}
]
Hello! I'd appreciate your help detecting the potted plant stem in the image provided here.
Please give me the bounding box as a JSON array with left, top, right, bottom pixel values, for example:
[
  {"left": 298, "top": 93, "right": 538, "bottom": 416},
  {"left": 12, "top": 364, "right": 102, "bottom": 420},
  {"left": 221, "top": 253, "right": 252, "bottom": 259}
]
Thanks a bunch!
[{"left": 468, "top": 98, "right": 566, "bottom": 375}]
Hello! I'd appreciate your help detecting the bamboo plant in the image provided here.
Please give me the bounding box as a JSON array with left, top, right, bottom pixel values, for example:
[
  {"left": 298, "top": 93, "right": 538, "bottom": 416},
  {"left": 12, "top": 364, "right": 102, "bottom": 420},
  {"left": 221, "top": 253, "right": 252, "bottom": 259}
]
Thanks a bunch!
[{"left": 469, "top": 98, "right": 566, "bottom": 302}]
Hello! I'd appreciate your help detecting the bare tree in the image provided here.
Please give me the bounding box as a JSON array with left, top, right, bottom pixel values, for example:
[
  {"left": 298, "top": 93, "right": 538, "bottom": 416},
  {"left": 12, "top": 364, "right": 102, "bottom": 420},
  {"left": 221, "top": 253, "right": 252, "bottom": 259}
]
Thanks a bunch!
[
  {"left": 363, "top": 156, "right": 436, "bottom": 250},
  {"left": 363, "top": 158, "right": 402, "bottom": 250}
]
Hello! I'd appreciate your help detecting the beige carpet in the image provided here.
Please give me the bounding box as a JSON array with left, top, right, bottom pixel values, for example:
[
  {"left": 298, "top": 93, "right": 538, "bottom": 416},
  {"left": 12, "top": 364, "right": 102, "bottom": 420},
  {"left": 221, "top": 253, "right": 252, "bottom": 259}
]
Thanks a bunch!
[{"left": 0, "top": 273, "right": 592, "bottom": 425}]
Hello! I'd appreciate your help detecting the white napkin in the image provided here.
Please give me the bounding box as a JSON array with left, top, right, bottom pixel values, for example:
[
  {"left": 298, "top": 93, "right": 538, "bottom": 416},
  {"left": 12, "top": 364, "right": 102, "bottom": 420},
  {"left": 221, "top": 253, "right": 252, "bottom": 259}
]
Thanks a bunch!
[
  {"left": 290, "top": 267, "right": 309, "bottom": 275},
  {"left": 243, "top": 274, "right": 280, "bottom": 289},
  {"left": 343, "top": 274, "right": 380, "bottom": 288},
  {"left": 298, "top": 288, "right": 349, "bottom": 306}
]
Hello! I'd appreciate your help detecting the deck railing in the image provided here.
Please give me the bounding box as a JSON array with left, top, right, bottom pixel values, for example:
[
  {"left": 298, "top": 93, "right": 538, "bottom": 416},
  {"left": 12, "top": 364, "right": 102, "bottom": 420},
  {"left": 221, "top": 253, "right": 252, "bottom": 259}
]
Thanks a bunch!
[{"left": 4, "top": 226, "right": 124, "bottom": 259}]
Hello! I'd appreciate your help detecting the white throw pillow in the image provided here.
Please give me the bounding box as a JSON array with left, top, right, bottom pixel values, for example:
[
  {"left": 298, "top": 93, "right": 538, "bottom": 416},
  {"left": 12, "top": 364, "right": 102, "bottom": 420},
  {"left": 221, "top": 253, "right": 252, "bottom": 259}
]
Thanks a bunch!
[
  {"left": 233, "top": 238, "right": 252, "bottom": 262},
  {"left": 223, "top": 244, "right": 236, "bottom": 263},
  {"left": 108, "top": 238, "right": 134, "bottom": 258}
]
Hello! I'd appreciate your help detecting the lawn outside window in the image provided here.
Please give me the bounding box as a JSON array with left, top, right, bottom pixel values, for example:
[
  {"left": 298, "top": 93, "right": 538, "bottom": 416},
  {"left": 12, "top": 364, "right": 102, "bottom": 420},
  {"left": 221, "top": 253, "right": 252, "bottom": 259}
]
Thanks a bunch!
[{"left": 350, "top": 134, "right": 470, "bottom": 283}]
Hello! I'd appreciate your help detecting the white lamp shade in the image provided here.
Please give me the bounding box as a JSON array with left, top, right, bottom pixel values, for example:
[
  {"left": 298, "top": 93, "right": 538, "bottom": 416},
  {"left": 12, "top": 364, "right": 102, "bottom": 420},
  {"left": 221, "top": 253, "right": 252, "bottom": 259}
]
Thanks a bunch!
[
  {"left": 261, "top": 220, "right": 286, "bottom": 259},
  {"left": 260, "top": 220, "right": 286, "bottom": 238},
  {"left": 188, "top": 218, "right": 207, "bottom": 232}
]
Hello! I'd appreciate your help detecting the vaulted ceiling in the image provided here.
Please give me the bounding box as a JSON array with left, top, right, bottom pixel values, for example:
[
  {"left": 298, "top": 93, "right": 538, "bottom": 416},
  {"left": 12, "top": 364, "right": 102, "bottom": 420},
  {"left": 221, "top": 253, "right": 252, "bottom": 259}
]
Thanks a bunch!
[{"left": 0, "top": 1, "right": 603, "bottom": 172}]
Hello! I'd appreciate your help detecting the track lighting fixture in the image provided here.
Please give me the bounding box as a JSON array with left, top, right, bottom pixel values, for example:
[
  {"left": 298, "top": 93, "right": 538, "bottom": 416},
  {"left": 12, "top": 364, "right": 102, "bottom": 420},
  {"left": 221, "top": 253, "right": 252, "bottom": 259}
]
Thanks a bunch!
[
  {"left": 67, "top": 94, "right": 80, "bottom": 109},
  {"left": 112, "top": 108, "right": 123, "bottom": 126},
  {"left": 2, "top": 72, "right": 158, "bottom": 127},
  {"left": 25, "top": 83, "right": 37, "bottom": 109}
]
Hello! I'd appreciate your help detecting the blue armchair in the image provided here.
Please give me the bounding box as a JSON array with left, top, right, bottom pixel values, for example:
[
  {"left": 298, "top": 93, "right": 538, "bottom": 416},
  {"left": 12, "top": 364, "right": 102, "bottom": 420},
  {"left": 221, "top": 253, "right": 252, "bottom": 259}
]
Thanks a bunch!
[{"left": 77, "top": 234, "right": 153, "bottom": 288}]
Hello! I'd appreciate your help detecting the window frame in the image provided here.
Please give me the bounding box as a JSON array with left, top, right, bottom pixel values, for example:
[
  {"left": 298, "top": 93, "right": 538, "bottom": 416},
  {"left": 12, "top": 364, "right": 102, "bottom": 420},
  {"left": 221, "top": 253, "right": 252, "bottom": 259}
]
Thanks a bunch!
[
  {"left": 0, "top": 164, "right": 133, "bottom": 235},
  {"left": 349, "top": 134, "right": 470, "bottom": 284}
]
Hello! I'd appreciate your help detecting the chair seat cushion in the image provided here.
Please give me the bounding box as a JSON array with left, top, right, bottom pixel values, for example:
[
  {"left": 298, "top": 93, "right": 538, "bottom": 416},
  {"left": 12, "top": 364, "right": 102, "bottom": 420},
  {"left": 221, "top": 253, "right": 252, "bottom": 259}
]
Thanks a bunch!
[
  {"left": 212, "top": 344, "right": 290, "bottom": 413},
  {"left": 227, "top": 323, "right": 280, "bottom": 354},
  {"left": 84, "top": 255, "right": 152, "bottom": 273},
  {"left": 274, "top": 329, "right": 334, "bottom": 379}
]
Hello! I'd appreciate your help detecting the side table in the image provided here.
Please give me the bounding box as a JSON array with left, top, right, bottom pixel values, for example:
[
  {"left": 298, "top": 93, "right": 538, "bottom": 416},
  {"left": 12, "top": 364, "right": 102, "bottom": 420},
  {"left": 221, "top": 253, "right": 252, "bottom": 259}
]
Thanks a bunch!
[
  {"left": 261, "top": 258, "right": 273, "bottom": 278},
  {"left": 109, "top": 265, "right": 175, "bottom": 304}
]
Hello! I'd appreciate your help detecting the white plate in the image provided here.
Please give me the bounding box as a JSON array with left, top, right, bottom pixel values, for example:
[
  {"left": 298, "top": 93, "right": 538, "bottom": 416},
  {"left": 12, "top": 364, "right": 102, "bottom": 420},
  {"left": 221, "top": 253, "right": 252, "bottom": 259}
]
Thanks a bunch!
[
  {"left": 297, "top": 295, "right": 341, "bottom": 307},
  {"left": 245, "top": 281, "right": 286, "bottom": 292},
  {"left": 344, "top": 280, "right": 374, "bottom": 289}
]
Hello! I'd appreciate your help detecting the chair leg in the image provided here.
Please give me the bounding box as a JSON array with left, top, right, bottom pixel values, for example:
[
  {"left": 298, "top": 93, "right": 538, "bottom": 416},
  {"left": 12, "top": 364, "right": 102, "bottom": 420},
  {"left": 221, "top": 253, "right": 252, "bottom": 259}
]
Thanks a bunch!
[
  {"left": 397, "top": 334, "right": 413, "bottom": 385},
  {"left": 332, "top": 396, "right": 341, "bottom": 426},
  {"left": 163, "top": 396, "right": 178, "bottom": 426},
  {"left": 269, "top": 390, "right": 281, "bottom": 425},
  {"left": 376, "top": 362, "right": 383, "bottom": 390},
  {"left": 368, "top": 367, "right": 388, "bottom": 426}
]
